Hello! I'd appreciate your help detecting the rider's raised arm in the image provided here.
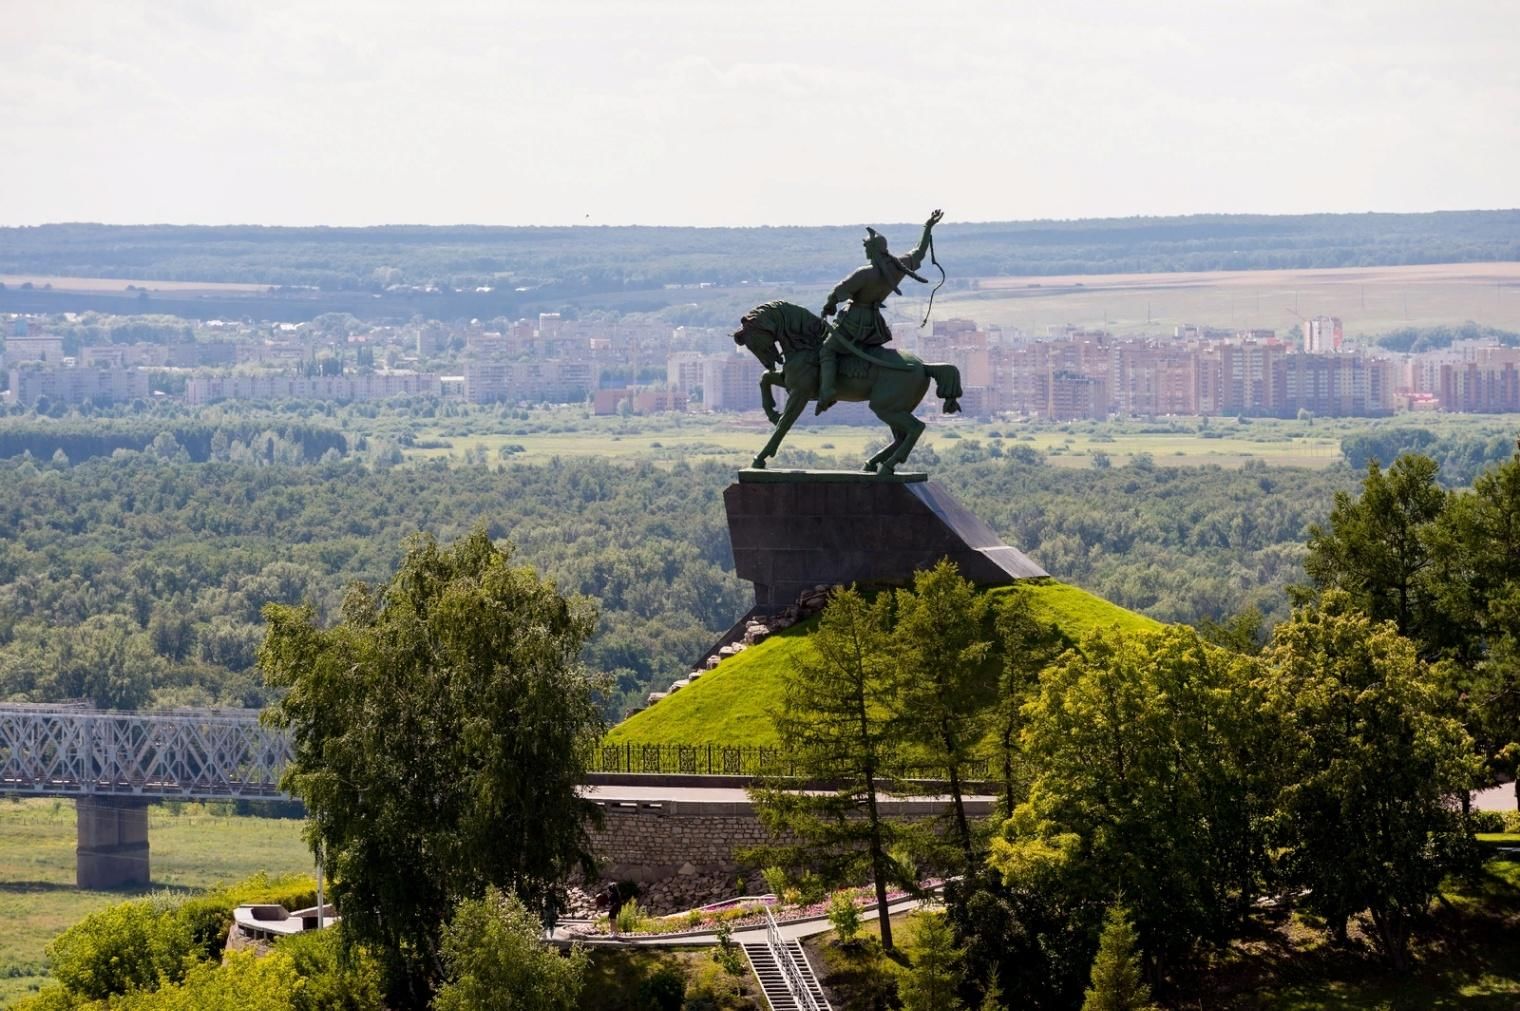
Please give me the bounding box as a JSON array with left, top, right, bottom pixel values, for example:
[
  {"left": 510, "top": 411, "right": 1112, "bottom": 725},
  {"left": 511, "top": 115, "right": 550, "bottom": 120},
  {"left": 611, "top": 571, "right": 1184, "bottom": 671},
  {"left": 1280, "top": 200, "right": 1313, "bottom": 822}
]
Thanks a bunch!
[{"left": 900, "top": 209, "right": 944, "bottom": 272}]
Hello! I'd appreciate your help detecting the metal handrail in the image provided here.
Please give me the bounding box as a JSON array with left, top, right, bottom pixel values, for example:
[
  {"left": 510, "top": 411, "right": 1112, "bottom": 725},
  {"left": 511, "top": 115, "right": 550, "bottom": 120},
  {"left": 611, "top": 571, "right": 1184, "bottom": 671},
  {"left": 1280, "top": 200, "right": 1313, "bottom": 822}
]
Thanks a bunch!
[{"left": 764, "top": 904, "right": 824, "bottom": 1011}]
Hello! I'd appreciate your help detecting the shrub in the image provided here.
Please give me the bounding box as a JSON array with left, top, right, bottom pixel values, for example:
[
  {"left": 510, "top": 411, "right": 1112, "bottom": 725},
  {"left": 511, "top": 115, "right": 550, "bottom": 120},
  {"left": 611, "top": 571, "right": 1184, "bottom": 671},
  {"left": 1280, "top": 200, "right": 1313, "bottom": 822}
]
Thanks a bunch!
[
  {"left": 277, "top": 927, "right": 385, "bottom": 1011},
  {"left": 761, "top": 865, "right": 788, "bottom": 898},
  {"left": 109, "top": 950, "right": 301, "bottom": 1011},
  {"left": 1470, "top": 810, "right": 1506, "bottom": 833},
  {"left": 48, "top": 896, "right": 195, "bottom": 1001},
  {"left": 685, "top": 961, "right": 746, "bottom": 1010},
  {"left": 711, "top": 923, "right": 746, "bottom": 980},
  {"left": 616, "top": 898, "right": 649, "bottom": 935},
  {"left": 828, "top": 891, "right": 861, "bottom": 943},
  {"left": 796, "top": 871, "right": 826, "bottom": 906},
  {"left": 435, "top": 888, "right": 587, "bottom": 1011},
  {"left": 635, "top": 964, "right": 685, "bottom": 1011}
]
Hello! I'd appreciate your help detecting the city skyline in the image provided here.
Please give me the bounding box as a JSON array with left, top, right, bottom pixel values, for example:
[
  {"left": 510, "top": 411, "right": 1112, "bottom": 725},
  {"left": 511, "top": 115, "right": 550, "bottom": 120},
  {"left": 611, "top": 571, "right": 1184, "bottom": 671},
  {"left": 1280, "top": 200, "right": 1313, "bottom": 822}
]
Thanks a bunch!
[{"left": 4, "top": 1, "right": 1517, "bottom": 228}]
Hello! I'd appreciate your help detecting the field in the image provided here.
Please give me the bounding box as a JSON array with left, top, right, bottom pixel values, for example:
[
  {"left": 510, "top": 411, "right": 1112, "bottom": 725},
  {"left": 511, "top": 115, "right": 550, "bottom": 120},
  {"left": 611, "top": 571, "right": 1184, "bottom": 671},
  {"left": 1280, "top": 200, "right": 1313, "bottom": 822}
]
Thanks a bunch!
[
  {"left": 939, "top": 262, "right": 1520, "bottom": 339},
  {"left": 399, "top": 410, "right": 1473, "bottom": 472},
  {"left": 0, "top": 275, "right": 268, "bottom": 295},
  {"left": 0, "top": 798, "right": 310, "bottom": 1006}
]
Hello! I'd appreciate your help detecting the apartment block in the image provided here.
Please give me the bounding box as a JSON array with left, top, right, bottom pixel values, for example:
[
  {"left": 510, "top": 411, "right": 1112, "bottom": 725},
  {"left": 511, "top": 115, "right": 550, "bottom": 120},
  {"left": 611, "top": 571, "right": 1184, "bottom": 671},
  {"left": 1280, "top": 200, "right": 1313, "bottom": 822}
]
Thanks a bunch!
[{"left": 8, "top": 365, "right": 150, "bottom": 406}]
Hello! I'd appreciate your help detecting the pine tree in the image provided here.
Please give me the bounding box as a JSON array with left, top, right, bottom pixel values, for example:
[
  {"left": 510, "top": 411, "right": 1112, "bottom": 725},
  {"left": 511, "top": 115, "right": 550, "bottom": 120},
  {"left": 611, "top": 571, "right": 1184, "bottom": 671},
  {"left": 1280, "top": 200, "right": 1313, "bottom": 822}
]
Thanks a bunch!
[
  {"left": 749, "top": 587, "right": 908, "bottom": 950},
  {"left": 892, "top": 561, "right": 993, "bottom": 870},
  {"left": 977, "top": 967, "right": 1003, "bottom": 1011},
  {"left": 1081, "top": 905, "right": 1155, "bottom": 1011},
  {"left": 899, "top": 911, "right": 966, "bottom": 1011}
]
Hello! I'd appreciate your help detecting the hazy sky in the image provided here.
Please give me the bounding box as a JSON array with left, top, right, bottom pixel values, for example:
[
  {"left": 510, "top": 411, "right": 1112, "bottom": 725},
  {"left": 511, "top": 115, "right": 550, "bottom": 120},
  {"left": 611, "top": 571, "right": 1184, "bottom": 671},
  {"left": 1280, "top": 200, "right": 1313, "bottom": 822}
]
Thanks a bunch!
[{"left": 3, "top": 0, "right": 1515, "bottom": 227}]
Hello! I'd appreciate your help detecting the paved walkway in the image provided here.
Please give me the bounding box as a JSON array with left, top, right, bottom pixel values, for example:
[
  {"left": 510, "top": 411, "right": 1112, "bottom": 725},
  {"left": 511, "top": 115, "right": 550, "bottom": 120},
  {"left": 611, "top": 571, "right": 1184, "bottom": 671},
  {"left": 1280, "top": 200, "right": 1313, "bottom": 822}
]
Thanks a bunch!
[{"left": 550, "top": 891, "right": 937, "bottom": 948}]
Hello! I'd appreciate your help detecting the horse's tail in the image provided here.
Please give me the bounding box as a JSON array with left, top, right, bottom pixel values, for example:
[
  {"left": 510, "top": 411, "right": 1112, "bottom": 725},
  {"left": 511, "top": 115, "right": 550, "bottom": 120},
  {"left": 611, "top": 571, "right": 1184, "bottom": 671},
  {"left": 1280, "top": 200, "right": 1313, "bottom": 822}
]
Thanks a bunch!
[{"left": 923, "top": 363, "right": 963, "bottom": 414}]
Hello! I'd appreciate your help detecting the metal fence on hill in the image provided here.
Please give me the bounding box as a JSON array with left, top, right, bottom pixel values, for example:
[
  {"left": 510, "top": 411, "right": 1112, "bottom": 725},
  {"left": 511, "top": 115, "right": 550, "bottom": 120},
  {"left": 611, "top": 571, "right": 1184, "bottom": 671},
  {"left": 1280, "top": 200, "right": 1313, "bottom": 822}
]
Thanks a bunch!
[{"left": 591, "top": 741, "right": 990, "bottom": 781}]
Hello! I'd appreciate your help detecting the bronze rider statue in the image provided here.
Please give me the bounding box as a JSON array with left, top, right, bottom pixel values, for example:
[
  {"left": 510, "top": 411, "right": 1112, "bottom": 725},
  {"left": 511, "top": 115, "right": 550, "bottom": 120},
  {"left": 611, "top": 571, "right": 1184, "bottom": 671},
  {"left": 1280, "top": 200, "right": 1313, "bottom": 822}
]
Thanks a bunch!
[{"left": 815, "top": 208, "right": 944, "bottom": 413}]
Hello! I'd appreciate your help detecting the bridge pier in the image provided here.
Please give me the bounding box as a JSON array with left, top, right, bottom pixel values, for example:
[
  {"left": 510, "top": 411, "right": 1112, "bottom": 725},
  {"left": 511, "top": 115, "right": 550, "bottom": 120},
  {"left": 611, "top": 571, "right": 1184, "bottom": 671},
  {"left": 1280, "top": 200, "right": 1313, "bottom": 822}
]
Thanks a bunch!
[{"left": 76, "top": 797, "right": 150, "bottom": 890}]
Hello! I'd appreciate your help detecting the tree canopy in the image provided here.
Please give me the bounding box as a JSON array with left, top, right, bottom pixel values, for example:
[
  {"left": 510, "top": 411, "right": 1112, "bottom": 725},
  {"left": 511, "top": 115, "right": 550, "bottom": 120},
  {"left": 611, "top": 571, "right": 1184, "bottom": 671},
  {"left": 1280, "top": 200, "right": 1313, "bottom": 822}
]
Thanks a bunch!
[{"left": 260, "top": 529, "right": 603, "bottom": 1007}]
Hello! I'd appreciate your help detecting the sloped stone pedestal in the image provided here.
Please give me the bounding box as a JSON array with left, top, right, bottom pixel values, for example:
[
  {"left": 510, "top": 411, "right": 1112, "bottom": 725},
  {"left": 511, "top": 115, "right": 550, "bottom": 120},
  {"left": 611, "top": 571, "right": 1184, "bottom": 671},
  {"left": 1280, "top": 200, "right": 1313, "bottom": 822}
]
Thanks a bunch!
[{"left": 725, "top": 469, "right": 1046, "bottom": 609}]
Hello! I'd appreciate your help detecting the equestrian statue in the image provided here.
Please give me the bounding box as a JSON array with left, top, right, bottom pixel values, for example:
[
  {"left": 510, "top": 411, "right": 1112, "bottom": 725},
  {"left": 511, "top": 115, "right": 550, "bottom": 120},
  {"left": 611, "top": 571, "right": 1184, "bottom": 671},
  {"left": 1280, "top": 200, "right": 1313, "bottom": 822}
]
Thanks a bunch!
[{"left": 732, "top": 209, "right": 962, "bottom": 475}]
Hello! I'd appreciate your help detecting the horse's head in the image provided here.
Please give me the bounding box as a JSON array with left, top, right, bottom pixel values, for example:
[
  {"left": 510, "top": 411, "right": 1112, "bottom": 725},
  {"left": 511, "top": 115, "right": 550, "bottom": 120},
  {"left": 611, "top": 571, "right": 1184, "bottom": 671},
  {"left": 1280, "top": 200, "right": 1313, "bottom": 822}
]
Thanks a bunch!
[{"left": 733, "top": 322, "right": 781, "bottom": 372}]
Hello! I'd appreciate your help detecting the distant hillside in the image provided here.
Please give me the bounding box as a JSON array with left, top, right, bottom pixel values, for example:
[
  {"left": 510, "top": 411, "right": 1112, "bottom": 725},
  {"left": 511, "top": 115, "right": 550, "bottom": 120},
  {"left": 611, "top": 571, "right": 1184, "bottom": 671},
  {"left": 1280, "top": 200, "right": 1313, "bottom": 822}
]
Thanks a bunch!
[
  {"left": 3, "top": 211, "right": 1515, "bottom": 295},
  {"left": 606, "top": 580, "right": 1160, "bottom": 748}
]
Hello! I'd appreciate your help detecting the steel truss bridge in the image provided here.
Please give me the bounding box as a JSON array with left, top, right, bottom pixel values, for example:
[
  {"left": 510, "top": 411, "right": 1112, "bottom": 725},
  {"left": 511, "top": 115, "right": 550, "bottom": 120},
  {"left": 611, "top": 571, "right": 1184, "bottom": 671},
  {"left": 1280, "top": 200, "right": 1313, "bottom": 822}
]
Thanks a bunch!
[{"left": 0, "top": 703, "right": 293, "bottom": 801}]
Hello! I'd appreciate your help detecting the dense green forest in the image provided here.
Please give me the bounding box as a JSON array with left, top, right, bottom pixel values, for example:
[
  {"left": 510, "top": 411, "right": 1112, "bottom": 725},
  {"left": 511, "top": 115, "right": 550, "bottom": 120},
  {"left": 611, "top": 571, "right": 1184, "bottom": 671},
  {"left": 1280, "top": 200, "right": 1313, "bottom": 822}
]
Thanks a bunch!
[
  {"left": 2, "top": 403, "right": 1518, "bottom": 717},
  {"left": 0, "top": 447, "right": 1357, "bottom": 717},
  {"left": 4, "top": 211, "right": 1516, "bottom": 292}
]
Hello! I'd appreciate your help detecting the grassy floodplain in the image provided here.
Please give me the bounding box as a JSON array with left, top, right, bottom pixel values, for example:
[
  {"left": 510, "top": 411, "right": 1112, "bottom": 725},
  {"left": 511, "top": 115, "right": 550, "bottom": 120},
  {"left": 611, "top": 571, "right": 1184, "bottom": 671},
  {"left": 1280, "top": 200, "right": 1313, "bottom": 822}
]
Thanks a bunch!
[
  {"left": 0, "top": 798, "right": 310, "bottom": 1006},
  {"left": 395, "top": 409, "right": 1520, "bottom": 474}
]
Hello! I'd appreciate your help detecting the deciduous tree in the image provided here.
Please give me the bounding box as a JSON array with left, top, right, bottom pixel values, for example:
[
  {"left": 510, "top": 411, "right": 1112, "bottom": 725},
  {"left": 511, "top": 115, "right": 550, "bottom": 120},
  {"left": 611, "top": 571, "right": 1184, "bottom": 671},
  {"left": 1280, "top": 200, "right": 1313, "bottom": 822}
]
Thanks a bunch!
[
  {"left": 1261, "top": 591, "right": 1477, "bottom": 963},
  {"left": 260, "top": 529, "right": 602, "bottom": 1007},
  {"left": 989, "top": 626, "right": 1270, "bottom": 974},
  {"left": 1304, "top": 454, "right": 1448, "bottom": 651}
]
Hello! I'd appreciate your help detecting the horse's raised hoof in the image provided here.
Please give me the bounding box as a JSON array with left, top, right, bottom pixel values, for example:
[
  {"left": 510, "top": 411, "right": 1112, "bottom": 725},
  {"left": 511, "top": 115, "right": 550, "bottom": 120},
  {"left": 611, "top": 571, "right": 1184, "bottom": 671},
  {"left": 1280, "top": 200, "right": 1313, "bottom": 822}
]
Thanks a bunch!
[{"left": 765, "top": 410, "right": 781, "bottom": 425}]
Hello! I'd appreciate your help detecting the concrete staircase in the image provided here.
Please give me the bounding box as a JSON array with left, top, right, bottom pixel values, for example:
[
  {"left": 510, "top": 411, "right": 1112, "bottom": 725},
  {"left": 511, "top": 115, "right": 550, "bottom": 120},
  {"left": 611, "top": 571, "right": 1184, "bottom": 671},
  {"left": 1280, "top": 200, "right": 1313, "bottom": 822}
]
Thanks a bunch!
[{"left": 742, "top": 940, "right": 829, "bottom": 1010}]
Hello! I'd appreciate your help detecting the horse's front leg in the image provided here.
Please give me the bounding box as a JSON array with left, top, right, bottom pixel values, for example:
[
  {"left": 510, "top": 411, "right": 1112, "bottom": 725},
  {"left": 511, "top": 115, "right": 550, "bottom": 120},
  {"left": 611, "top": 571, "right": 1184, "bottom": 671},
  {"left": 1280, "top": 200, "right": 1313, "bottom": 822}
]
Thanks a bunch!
[
  {"left": 751, "top": 390, "right": 807, "bottom": 469},
  {"left": 758, "top": 371, "right": 783, "bottom": 425}
]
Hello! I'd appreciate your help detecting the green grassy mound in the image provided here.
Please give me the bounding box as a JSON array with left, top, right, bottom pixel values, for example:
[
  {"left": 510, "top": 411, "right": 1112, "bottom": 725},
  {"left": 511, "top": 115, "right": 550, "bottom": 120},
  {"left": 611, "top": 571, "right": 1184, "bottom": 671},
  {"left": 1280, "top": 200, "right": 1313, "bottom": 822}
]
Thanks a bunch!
[{"left": 607, "top": 580, "right": 1159, "bottom": 748}]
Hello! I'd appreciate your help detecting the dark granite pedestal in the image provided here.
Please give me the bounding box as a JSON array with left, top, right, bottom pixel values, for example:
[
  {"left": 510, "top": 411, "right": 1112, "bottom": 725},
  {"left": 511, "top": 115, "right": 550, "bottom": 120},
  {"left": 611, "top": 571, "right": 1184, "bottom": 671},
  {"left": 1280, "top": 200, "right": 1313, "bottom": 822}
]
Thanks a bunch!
[{"left": 725, "top": 469, "right": 1047, "bottom": 610}]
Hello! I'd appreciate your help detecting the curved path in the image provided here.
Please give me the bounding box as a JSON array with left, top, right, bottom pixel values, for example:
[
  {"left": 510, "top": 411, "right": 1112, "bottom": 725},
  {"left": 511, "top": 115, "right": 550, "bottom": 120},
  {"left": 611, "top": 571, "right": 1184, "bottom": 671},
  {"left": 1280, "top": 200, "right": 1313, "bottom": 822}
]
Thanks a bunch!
[{"left": 550, "top": 889, "right": 937, "bottom": 948}]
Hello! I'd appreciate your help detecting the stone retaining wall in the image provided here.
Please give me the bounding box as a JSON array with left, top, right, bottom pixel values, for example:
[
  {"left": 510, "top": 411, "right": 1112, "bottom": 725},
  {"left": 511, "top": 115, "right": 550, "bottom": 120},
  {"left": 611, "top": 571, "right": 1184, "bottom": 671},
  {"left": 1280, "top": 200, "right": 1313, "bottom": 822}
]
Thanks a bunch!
[
  {"left": 585, "top": 791, "right": 994, "bottom": 885},
  {"left": 587, "top": 802, "right": 780, "bottom": 883}
]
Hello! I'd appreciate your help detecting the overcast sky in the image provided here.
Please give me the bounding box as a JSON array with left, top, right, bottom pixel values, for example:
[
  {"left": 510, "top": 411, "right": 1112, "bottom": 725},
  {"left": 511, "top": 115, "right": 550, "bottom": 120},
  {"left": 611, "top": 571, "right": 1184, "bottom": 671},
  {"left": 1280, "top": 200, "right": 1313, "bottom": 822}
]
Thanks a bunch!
[{"left": 2, "top": 0, "right": 1515, "bottom": 227}]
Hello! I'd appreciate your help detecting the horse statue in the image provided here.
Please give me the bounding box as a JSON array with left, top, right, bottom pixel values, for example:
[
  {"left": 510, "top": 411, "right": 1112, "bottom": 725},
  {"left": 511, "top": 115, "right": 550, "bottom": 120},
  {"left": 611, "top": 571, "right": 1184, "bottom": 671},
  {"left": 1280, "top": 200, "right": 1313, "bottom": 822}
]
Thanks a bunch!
[{"left": 733, "top": 301, "right": 962, "bottom": 475}]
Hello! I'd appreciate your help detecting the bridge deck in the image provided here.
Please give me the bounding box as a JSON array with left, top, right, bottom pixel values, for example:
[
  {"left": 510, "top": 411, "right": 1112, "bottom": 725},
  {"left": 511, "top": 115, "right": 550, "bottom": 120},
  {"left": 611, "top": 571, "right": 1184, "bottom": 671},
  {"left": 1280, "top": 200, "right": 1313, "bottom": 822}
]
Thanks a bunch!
[{"left": 0, "top": 703, "right": 292, "bottom": 801}]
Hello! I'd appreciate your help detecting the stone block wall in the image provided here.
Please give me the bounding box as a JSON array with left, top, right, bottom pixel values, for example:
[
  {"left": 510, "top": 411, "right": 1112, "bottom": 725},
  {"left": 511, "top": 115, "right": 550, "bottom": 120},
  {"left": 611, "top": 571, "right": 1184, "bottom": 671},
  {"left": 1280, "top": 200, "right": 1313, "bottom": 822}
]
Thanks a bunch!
[
  {"left": 584, "top": 789, "right": 995, "bottom": 885},
  {"left": 586, "top": 802, "right": 784, "bottom": 883}
]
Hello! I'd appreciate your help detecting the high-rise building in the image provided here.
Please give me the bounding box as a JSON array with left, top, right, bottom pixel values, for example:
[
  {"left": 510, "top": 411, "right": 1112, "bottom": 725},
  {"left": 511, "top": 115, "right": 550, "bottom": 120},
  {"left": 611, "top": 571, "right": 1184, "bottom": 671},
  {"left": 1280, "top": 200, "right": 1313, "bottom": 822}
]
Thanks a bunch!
[
  {"left": 1301, "top": 316, "right": 1343, "bottom": 354},
  {"left": 666, "top": 351, "right": 707, "bottom": 396},
  {"left": 701, "top": 353, "right": 761, "bottom": 412}
]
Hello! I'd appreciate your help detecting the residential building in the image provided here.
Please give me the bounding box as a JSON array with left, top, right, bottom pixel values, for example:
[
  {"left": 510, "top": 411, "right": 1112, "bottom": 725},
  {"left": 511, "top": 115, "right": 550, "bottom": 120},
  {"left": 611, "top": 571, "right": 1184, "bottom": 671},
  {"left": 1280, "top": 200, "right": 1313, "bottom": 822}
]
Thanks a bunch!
[{"left": 8, "top": 365, "right": 149, "bottom": 406}]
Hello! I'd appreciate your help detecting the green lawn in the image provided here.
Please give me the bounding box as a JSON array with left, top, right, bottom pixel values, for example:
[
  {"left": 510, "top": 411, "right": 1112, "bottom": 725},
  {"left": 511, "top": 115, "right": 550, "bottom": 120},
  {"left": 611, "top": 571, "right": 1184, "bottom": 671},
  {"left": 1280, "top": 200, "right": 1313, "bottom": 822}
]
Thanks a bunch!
[
  {"left": 0, "top": 798, "right": 311, "bottom": 1006},
  {"left": 608, "top": 580, "right": 1159, "bottom": 747}
]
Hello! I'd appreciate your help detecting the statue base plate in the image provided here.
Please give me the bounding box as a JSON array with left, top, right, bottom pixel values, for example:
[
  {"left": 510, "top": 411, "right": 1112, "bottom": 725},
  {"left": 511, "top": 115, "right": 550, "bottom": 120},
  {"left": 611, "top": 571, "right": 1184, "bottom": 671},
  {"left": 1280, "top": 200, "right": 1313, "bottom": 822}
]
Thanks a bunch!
[
  {"left": 737, "top": 468, "right": 926, "bottom": 484},
  {"left": 726, "top": 473, "right": 1046, "bottom": 610}
]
